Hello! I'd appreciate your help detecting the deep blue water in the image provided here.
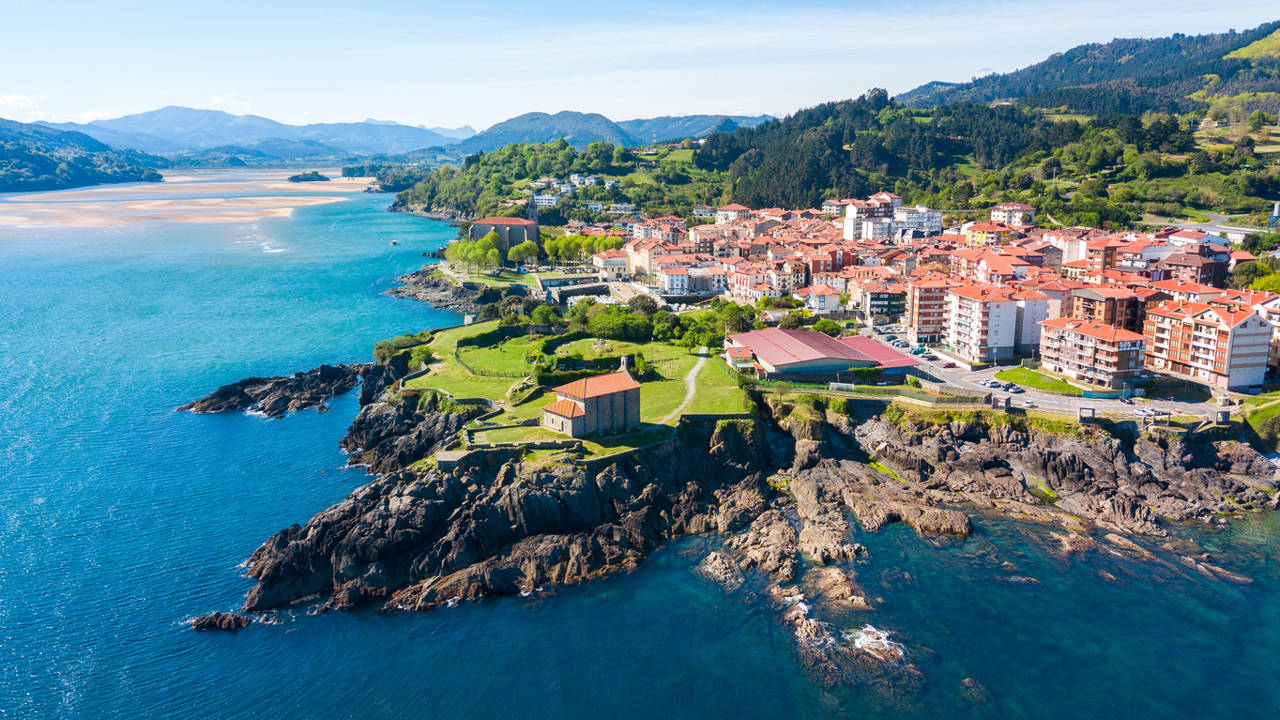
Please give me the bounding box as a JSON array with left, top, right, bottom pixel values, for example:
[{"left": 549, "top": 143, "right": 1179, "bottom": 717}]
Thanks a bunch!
[{"left": 2, "top": 178, "right": 1279, "bottom": 719}]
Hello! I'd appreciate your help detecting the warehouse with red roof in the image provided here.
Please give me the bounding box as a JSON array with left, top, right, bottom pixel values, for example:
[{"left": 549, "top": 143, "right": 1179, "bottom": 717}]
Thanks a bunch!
[{"left": 726, "top": 328, "right": 878, "bottom": 377}]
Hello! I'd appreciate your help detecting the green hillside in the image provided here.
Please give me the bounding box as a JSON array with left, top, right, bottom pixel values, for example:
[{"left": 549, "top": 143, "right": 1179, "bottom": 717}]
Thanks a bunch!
[
  {"left": 0, "top": 118, "right": 165, "bottom": 192},
  {"left": 1227, "top": 28, "right": 1280, "bottom": 59},
  {"left": 898, "top": 20, "right": 1280, "bottom": 115}
]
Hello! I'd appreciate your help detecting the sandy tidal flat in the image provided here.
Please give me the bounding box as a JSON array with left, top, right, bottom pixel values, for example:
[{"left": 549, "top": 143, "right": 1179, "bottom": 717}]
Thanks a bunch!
[{"left": 0, "top": 170, "right": 375, "bottom": 227}]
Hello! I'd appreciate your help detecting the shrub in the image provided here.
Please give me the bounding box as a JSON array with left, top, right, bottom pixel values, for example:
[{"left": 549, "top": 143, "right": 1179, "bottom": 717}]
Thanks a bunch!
[
  {"left": 409, "top": 345, "right": 434, "bottom": 369},
  {"left": 374, "top": 331, "right": 433, "bottom": 363}
]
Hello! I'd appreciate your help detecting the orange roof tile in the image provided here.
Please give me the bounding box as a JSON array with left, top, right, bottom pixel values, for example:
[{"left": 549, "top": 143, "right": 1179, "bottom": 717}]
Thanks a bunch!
[
  {"left": 553, "top": 371, "right": 641, "bottom": 399},
  {"left": 543, "top": 399, "right": 585, "bottom": 418}
]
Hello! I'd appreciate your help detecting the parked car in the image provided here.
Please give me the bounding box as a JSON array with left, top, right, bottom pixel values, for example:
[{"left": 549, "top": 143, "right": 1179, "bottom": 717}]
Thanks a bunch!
[
  {"left": 942, "top": 362, "right": 957, "bottom": 368},
  {"left": 923, "top": 354, "right": 938, "bottom": 361},
  {"left": 1002, "top": 383, "right": 1016, "bottom": 391},
  {"left": 1008, "top": 387, "right": 1025, "bottom": 394}
]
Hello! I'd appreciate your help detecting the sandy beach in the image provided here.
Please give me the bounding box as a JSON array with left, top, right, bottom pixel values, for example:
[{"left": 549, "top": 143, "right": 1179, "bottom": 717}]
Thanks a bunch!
[{"left": 0, "top": 169, "right": 376, "bottom": 227}]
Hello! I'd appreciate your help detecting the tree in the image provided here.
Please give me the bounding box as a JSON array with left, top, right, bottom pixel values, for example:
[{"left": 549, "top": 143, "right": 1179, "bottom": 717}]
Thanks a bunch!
[
  {"left": 778, "top": 310, "right": 809, "bottom": 329},
  {"left": 508, "top": 240, "right": 539, "bottom": 267},
  {"left": 812, "top": 318, "right": 842, "bottom": 337},
  {"left": 1247, "top": 110, "right": 1269, "bottom": 133},
  {"left": 1230, "top": 261, "right": 1271, "bottom": 289},
  {"left": 531, "top": 304, "right": 561, "bottom": 326},
  {"left": 627, "top": 295, "right": 659, "bottom": 316},
  {"left": 1250, "top": 274, "right": 1280, "bottom": 293},
  {"left": 485, "top": 248, "right": 503, "bottom": 271},
  {"left": 588, "top": 310, "right": 652, "bottom": 340}
]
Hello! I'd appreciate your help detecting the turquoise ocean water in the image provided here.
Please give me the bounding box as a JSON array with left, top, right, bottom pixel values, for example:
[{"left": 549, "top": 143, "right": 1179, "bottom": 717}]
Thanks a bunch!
[{"left": 2, "top": 176, "right": 1279, "bottom": 718}]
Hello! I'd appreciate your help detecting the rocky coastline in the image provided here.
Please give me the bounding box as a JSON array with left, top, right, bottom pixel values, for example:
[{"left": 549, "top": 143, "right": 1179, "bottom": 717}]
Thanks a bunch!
[
  {"left": 183, "top": 358, "right": 1279, "bottom": 688},
  {"left": 384, "top": 270, "right": 528, "bottom": 313},
  {"left": 386, "top": 202, "right": 472, "bottom": 223},
  {"left": 178, "top": 363, "right": 367, "bottom": 417}
]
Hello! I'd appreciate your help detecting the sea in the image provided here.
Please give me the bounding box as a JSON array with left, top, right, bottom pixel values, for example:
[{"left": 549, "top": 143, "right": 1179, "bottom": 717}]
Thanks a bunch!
[{"left": 2, "top": 173, "right": 1279, "bottom": 719}]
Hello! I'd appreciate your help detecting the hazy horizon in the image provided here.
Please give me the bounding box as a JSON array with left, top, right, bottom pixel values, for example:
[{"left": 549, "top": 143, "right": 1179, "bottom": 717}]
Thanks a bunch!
[{"left": 2, "top": 0, "right": 1278, "bottom": 131}]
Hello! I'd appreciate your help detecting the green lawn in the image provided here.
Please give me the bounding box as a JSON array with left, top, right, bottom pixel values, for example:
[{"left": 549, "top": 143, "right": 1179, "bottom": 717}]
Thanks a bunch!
[
  {"left": 994, "top": 367, "right": 1084, "bottom": 395},
  {"left": 639, "top": 353, "right": 700, "bottom": 423},
  {"left": 457, "top": 333, "right": 543, "bottom": 376},
  {"left": 455, "top": 270, "right": 538, "bottom": 288},
  {"left": 682, "top": 359, "right": 748, "bottom": 415},
  {"left": 1141, "top": 377, "right": 1213, "bottom": 404},
  {"left": 553, "top": 337, "right": 688, "bottom": 363},
  {"left": 662, "top": 148, "right": 694, "bottom": 163},
  {"left": 402, "top": 320, "right": 519, "bottom": 398}
]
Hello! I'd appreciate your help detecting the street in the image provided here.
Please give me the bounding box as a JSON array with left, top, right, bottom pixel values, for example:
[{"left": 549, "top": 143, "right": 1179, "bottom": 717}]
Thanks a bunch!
[{"left": 861, "top": 327, "right": 1222, "bottom": 421}]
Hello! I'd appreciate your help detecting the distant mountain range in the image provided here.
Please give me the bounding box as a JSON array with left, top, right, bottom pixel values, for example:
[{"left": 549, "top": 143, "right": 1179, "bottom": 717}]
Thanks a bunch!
[
  {"left": 897, "top": 20, "right": 1280, "bottom": 115},
  {"left": 40, "top": 106, "right": 473, "bottom": 158},
  {"left": 32, "top": 107, "right": 774, "bottom": 165},
  {"left": 441, "top": 111, "right": 774, "bottom": 156},
  {"left": 0, "top": 118, "right": 164, "bottom": 191}
]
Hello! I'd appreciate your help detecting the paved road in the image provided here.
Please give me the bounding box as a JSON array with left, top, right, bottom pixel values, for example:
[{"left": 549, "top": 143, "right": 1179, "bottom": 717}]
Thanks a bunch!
[
  {"left": 862, "top": 328, "right": 1222, "bottom": 420},
  {"left": 659, "top": 348, "right": 708, "bottom": 425}
]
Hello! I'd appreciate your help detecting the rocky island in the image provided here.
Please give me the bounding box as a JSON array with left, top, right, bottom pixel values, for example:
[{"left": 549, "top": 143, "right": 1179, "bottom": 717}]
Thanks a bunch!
[{"left": 286, "top": 171, "right": 330, "bottom": 183}]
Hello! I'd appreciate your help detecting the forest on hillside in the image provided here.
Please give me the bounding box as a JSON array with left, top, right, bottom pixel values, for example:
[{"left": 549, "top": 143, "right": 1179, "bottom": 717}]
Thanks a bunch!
[
  {"left": 377, "top": 88, "right": 1280, "bottom": 231},
  {"left": 898, "top": 21, "right": 1280, "bottom": 115}
]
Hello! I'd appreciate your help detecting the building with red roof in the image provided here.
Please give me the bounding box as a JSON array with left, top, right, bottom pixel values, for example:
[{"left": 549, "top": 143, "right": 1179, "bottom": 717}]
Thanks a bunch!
[
  {"left": 726, "top": 328, "right": 877, "bottom": 376},
  {"left": 543, "top": 365, "right": 642, "bottom": 437},
  {"left": 1039, "top": 317, "right": 1146, "bottom": 389},
  {"left": 1142, "top": 300, "right": 1271, "bottom": 391},
  {"left": 838, "top": 336, "right": 921, "bottom": 371},
  {"left": 468, "top": 216, "right": 539, "bottom": 252}
]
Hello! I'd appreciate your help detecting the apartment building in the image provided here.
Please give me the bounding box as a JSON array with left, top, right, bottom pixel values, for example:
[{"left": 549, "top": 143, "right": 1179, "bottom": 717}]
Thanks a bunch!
[
  {"left": 1070, "top": 286, "right": 1143, "bottom": 333},
  {"left": 906, "top": 276, "right": 954, "bottom": 345},
  {"left": 1143, "top": 300, "right": 1271, "bottom": 391},
  {"left": 1039, "top": 318, "right": 1146, "bottom": 389},
  {"left": 945, "top": 283, "right": 1047, "bottom": 361},
  {"left": 964, "top": 222, "right": 1014, "bottom": 247},
  {"left": 990, "top": 202, "right": 1036, "bottom": 226}
]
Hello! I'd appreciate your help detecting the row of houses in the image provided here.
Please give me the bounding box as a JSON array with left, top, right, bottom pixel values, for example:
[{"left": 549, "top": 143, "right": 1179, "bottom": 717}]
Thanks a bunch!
[{"left": 575, "top": 198, "right": 1272, "bottom": 392}]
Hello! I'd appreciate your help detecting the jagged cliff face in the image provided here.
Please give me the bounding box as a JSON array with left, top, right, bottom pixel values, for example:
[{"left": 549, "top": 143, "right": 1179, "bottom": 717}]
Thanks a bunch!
[
  {"left": 244, "top": 417, "right": 775, "bottom": 613},
  {"left": 851, "top": 413, "right": 1280, "bottom": 535},
  {"left": 241, "top": 390, "right": 1280, "bottom": 613},
  {"left": 226, "top": 380, "right": 1277, "bottom": 684}
]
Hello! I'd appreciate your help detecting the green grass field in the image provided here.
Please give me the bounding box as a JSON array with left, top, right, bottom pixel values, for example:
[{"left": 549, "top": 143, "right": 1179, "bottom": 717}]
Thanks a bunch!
[
  {"left": 403, "top": 323, "right": 748, "bottom": 457},
  {"left": 995, "top": 367, "right": 1084, "bottom": 395},
  {"left": 455, "top": 270, "right": 539, "bottom": 288},
  {"left": 402, "top": 320, "right": 520, "bottom": 398},
  {"left": 682, "top": 360, "right": 748, "bottom": 415},
  {"left": 457, "top": 333, "right": 544, "bottom": 376}
]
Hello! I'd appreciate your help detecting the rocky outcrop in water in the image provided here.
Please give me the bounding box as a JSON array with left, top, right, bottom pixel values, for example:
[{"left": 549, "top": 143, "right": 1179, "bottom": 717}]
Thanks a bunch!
[
  {"left": 191, "top": 612, "right": 252, "bottom": 632},
  {"left": 387, "top": 271, "right": 526, "bottom": 313},
  {"left": 340, "top": 390, "right": 488, "bottom": 474},
  {"left": 178, "top": 364, "right": 366, "bottom": 417}
]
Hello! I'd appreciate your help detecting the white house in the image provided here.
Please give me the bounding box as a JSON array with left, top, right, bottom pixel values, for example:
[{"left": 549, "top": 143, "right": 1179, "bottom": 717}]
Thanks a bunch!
[
  {"left": 804, "top": 284, "right": 843, "bottom": 314},
  {"left": 658, "top": 267, "right": 689, "bottom": 294}
]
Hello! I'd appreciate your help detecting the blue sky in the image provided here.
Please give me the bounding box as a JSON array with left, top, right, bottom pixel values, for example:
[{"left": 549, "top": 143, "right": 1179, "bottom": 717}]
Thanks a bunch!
[{"left": 1, "top": 0, "right": 1277, "bottom": 129}]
